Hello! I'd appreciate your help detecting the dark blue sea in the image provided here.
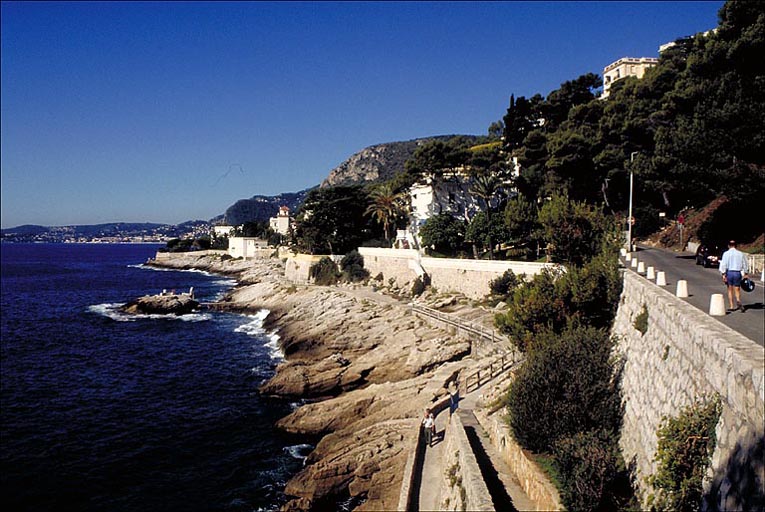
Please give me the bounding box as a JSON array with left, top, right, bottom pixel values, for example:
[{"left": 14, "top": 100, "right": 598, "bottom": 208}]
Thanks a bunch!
[{"left": 0, "top": 243, "right": 309, "bottom": 512}]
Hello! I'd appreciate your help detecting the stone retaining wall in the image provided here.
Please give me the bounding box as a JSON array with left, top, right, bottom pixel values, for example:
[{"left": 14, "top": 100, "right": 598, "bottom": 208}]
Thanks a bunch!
[
  {"left": 612, "top": 271, "right": 764, "bottom": 509},
  {"left": 438, "top": 413, "right": 494, "bottom": 511},
  {"left": 473, "top": 410, "right": 563, "bottom": 511},
  {"left": 358, "top": 248, "right": 556, "bottom": 299},
  {"left": 284, "top": 254, "right": 343, "bottom": 282},
  {"left": 153, "top": 249, "right": 226, "bottom": 260}
]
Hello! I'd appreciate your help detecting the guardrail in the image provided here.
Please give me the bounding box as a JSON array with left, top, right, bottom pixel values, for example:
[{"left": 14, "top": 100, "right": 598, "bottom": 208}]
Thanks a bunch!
[
  {"left": 411, "top": 304, "right": 507, "bottom": 345},
  {"left": 461, "top": 351, "right": 523, "bottom": 395}
]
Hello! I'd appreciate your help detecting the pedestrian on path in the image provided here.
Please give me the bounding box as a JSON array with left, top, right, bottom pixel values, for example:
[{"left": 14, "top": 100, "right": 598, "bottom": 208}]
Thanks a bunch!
[
  {"left": 720, "top": 240, "right": 749, "bottom": 312},
  {"left": 422, "top": 409, "right": 435, "bottom": 447}
]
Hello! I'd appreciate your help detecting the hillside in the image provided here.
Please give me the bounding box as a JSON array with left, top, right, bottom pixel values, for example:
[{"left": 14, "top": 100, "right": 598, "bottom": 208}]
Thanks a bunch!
[
  {"left": 320, "top": 135, "right": 480, "bottom": 188},
  {"left": 222, "top": 190, "right": 312, "bottom": 226}
]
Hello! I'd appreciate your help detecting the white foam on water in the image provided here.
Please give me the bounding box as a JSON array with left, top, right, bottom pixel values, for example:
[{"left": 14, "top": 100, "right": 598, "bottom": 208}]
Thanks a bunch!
[
  {"left": 283, "top": 443, "right": 313, "bottom": 462},
  {"left": 234, "top": 310, "right": 285, "bottom": 361},
  {"left": 88, "top": 303, "right": 211, "bottom": 322}
]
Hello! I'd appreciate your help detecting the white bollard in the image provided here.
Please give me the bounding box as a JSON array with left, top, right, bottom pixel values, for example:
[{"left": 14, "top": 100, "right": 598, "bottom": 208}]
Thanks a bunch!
[
  {"left": 709, "top": 294, "right": 726, "bottom": 316},
  {"left": 676, "top": 280, "right": 689, "bottom": 298},
  {"left": 620, "top": 248, "right": 627, "bottom": 257},
  {"left": 656, "top": 271, "right": 667, "bottom": 286},
  {"left": 625, "top": 253, "right": 632, "bottom": 262},
  {"left": 631, "top": 258, "right": 639, "bottom": 268},
  {"left": 637, "top": 261, "right": 645, "bottom": 274},
  {"left": 646, "top": 266, "right": 655, "bottom": 280}
]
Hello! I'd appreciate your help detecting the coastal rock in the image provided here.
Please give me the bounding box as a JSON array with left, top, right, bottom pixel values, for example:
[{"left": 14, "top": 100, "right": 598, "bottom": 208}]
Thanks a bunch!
[{"left": 121, "top": 293, "right": 199, "bottom": 315}]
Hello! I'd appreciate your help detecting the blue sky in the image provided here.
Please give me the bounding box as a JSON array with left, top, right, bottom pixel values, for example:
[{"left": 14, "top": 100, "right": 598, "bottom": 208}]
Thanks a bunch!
[{"left": 1, "top": 1, "right": 724, "bottom": 228}]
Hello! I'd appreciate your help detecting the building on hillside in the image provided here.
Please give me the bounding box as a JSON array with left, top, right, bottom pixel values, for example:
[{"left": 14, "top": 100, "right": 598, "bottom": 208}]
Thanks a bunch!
[
  {"left": 601, "top": 57, "right": 659, "bottom": 98},
  {"left": 228, "top": 237, "right": 269, "bottom": 259},
  {"left": 269, "top": 206, "right": 291, "bottom": 236}
]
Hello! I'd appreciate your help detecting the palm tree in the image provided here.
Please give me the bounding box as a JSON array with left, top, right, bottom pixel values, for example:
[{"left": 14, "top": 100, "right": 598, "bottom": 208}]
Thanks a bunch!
[
  {"left": 469, "top": 174, "right": 502, "bottom": 214},
  {"left": 469, "top": 174, "right": 503, "bottom": 258},
  {"left": 365, "top": 183, "right": 409, "bottom": 242}
]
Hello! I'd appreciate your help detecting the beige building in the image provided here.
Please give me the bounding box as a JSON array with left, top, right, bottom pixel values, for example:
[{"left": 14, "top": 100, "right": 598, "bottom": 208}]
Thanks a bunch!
[
  {"left": 269, "top": 206, "right": 291, "bottom": 235},
  {"left": 601, "top": 57, "right": 659, "bottom": 98}
]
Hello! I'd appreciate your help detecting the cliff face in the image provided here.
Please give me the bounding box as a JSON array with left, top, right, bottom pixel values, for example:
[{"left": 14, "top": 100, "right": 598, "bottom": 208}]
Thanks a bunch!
[{"left": 320, "top": 140, "right": 423, "bottom": 188}]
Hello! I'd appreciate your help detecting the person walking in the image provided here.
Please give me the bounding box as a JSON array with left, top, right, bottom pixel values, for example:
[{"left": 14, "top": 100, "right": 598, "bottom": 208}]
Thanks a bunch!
[
  {"left": 720, "top": 240, "right": 749, "bottom": 312},
  {"left": 422, "top": 409, "right": 434, "bottom": 447}
]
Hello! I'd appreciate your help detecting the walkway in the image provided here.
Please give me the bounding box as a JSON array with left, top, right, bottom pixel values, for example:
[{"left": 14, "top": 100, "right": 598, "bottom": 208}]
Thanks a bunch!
[{"left": 417, "top": 380, "right": 534, "bottom": 511}]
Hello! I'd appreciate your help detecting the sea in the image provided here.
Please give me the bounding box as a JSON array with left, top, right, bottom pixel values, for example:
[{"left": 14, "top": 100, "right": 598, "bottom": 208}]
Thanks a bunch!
[{"left": 0, "top": 243, "right": 311, "bottom": 512}]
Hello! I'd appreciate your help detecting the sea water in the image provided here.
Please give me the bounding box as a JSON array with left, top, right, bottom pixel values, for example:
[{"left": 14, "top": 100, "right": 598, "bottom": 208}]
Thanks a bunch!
[{"left": 0, "top": 243, "right": 308, "bottom": 511}]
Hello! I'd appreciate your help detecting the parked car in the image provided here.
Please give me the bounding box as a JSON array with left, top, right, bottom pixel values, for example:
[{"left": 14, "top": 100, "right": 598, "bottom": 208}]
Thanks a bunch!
[{"left": 695, "top": 244, "right": 724, "bottom": 268}]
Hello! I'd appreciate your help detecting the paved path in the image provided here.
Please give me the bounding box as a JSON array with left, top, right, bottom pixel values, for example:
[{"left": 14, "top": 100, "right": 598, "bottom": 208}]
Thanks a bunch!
[
  {"left": 627, "top": 245, "right": 764, "bottom": 346},
  {"left": 417, "top": 390, "right": 534, "bottom": 511}
]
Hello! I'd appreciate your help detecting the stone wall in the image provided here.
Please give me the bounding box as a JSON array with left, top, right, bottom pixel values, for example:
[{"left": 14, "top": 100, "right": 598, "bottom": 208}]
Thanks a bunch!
[
  {"left": 358, "top": 248, "right": 556, "bottom": 300},
  {"left": 612, "top": 271, "right": 764, "bottom": 509},
  {"left": 153, "top": 249, "right": 226, "bottom": 260},
  {"left": 438, "top": 413, "right": 494, "bottom": 511},
  {"left": 473, "top": 410, "right": 563, "bottom": 511},
  {"left": 284, "top": 254, "right": 343, "bottom": 282}
]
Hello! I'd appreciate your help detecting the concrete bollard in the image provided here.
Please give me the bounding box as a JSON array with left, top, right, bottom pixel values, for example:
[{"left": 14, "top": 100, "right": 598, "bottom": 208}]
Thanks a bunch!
[
  {"left": 656, "top": 271, "right": 667, "bottom": 286},
  {"left": 709, "top": 294, "right": 726, "bottom": 316},
  {"left": 676, "top": 280, "right": 689, "bottom": 298},
  {"left": 646, "top": 266, "right": 655, "bottom": 280},
  {"left": 631, "top": 258, "right": 639, "bottom": 268},
  {"left": 620, "top": 248, "right": 627, "bottom": 257},
  {"left": 637, "top": 261, "right": 645, "bottom": 274},
  {"left": 625, "top": 253, "right": 632, "bottom": 262}
]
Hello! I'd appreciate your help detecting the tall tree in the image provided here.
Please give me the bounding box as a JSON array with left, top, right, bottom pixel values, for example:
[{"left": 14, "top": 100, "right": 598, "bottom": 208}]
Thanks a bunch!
[
  {"left": 293, "top": 186, "right": 371, "bottom": 254},
  {"left": 365, "top": 183, "right": 408, "bottom": 241}
]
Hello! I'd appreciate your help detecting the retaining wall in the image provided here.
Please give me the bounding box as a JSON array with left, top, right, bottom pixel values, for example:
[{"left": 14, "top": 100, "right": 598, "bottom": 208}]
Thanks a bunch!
[
  {"left": 613, "top": 270, "right": 765, "bottom": 509},
  {"left": 283, "top": 254, "right": 343, "bottom": 282},
  {"left": 358, "top": 248, "right": 555, "bottom": 299},
  {"left": 438, "top": 413, "right": 494, "bottom": 511},
  {"left": 473, "top": 410, "right": 563, "bottom": 511}
]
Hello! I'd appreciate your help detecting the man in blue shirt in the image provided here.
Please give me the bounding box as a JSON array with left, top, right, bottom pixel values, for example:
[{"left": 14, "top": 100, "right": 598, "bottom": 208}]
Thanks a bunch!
[{"left": 719, "top": 240, "right": 749, "bottom": 312}]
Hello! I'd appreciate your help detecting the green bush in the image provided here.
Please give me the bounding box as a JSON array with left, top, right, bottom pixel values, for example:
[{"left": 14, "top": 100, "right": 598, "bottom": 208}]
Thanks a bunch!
[
  {"left": 553, "top": 429, "right": 620, "bottom": 512},
  {"left": 489, "top": 269, "right": 522, "bottom": 298},
  {"left": 647, "top": 396, "right": 721, "bottom": 512},
  {"left": 494, "top": 252, "right": 622, "bottom": 351},
  {"left": 340, "top": 250, "right": 369, "bottom": 282},
  {"left": 634, "top": 304, "right": 649, "bottom": 335},
  {"left": 309, "top": 257, "right": 340, "bottom": 285},
  {"left": 506, "top": 325, "right": 623, "bottom": 453},
  {"left": 411, "top": 275, "right": 429, "bottom": 296}
]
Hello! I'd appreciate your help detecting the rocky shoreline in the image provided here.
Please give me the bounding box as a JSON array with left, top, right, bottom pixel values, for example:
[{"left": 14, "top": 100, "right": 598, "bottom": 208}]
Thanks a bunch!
[{"left": 147, "top": 252, "right": 494, "bottom": 510}]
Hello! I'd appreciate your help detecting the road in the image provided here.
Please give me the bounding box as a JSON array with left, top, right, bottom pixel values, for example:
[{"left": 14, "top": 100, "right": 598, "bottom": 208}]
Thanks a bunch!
[{"left": 627, "top": 245, "right": 764, "bottom": 347}]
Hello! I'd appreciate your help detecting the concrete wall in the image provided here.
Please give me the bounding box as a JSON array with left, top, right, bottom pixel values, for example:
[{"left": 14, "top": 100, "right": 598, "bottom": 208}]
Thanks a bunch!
[
  {"left": 473, "top": 410, "right": 563, "bottom": 511},
  {"left": 438, "top": 413, "right": 494, "bottom": 511},
  {"left": 228, "top": 237, "right": 269, "bottom": 259},
  {"left": 612, "top": 271, "right": 764, "bottom": 509},
  {"left": 358, "top": 247, "right": 556, "bottom": 300},
  {"left": 284, "top": 253, "right": 343, "bottom": 282}
]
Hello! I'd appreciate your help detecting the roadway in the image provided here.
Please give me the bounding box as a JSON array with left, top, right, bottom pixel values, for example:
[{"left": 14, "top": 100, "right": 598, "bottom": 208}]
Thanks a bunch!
[{"left": 627, "top": 245, "right": 764, "bottom": 347}]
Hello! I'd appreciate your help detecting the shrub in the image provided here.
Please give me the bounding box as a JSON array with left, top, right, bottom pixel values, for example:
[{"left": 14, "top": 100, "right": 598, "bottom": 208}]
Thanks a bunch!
[
  {"left": 506, "top": 325, "right": 623, "bottom": 453},
  {"left": 412, "top": 274, "right": 430, "bottom": 297},
  {"left": 309, "top": 257, "right": 340, "bottom": 285},
  {"left": 340, "top": 250, "right": 369, "bottom": 282},
  {"left": 647, "top": 396, "right": 722, "bottom": 512},
  {"left": 554, "top": 429, "right": 620, "bottom": 512},
  {"left": 494, "top": 252, "right": 622, "bottom": 350},
  {"left": 489, "top": 269, "right": 522, "bottom": 298},
  {"left": 634, "top": 304, "right": 649, "bottom": 335}
]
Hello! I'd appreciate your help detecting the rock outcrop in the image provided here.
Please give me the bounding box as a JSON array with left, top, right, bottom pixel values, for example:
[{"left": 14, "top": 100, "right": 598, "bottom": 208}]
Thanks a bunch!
[
  {"left": 121, "top": 293, "right": 199, "bottom": 315},
  {"left": 149, "top": 252, "right": 497, "bottom": 510}
]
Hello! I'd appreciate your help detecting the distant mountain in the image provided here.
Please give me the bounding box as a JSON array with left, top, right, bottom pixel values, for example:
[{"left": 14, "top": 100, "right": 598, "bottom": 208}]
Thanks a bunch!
[
  {"left": 320, "top": 135, "right": 480, "bottom": 188},
  {"left": 222, "top": 190, "right": 312, "bottom": 226}
]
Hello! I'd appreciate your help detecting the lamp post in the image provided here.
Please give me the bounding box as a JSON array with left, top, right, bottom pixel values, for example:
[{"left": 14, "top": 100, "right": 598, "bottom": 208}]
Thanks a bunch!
[{"left": 627, "top": 151, "right": 638, "bottom": 251}]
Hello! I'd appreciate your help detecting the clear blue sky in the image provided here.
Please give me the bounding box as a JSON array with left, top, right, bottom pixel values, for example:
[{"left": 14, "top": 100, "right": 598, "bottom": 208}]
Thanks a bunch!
[{"left": 1, "top": 1, "right": 724, "bottom": 228}]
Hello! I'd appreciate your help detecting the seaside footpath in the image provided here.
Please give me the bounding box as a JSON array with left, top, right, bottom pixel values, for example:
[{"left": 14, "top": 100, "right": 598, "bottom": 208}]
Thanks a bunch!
[{"left": 148, "top": 252, "right": 491, "bottom": 510}]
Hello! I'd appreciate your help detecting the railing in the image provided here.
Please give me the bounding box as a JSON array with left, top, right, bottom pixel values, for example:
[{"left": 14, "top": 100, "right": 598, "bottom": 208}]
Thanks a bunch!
[
  {"left": 461, "top": 351, "right": 523, "bottom": 395},
  {"left": 411, "top": 303, "right": 507, "bottom": 344}
]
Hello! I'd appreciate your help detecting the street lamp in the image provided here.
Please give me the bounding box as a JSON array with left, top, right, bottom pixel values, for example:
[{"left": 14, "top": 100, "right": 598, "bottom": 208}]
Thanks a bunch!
[{"left": 627, "top": 151, "right": 638, "bottom": 251}]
